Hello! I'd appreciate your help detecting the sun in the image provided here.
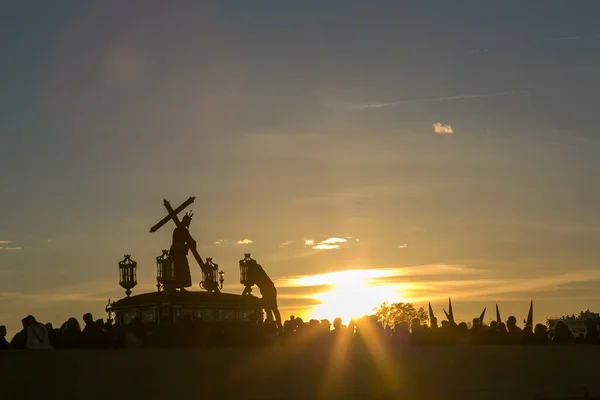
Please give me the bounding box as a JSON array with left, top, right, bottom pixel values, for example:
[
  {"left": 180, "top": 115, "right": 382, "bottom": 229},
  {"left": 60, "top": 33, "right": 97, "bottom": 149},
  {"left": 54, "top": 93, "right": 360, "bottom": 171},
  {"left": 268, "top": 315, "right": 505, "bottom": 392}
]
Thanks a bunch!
[{"left": 291, "top": 269, "right": 409, "bottom": 325}]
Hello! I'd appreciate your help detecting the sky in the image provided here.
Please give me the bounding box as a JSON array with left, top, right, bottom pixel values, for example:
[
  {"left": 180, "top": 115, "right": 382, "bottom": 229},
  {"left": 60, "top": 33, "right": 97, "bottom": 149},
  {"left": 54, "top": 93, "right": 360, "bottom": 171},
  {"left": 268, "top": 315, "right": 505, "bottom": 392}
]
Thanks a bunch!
[{"left": 2, "top": 1, "right": 600, "bottom": 337}]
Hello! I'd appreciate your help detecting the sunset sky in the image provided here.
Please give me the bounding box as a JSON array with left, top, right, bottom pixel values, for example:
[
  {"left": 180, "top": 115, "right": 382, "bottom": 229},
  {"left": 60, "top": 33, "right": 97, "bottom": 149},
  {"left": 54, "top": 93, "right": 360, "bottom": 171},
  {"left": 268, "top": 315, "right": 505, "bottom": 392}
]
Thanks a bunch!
[{"left": 2, "top": 1, "right": 600, "bottom": 336}]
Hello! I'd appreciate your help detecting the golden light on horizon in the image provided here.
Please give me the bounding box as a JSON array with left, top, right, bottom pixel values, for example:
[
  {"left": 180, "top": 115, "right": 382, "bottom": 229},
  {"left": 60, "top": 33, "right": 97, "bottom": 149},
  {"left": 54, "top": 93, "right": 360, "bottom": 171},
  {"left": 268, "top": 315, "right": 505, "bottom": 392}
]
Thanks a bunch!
[{"left": 284, "top": 269, "right": 411, "bottom": 324}]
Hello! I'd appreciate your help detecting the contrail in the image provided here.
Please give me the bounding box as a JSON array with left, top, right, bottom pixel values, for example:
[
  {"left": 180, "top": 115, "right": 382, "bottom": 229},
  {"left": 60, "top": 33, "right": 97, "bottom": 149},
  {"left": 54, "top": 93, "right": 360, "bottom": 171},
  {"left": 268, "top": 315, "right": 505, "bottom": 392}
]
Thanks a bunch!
[{"left": 345, "top": 90, "right": 530, "bottom": 110}]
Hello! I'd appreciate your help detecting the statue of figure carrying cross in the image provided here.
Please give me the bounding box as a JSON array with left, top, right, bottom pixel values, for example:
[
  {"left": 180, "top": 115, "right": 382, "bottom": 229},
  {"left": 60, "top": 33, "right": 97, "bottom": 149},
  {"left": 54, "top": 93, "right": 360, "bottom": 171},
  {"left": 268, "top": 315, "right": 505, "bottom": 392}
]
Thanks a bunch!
[
  {"left": 150, "top": 197, "right": 220, "bottom": 293},
  {"left": 168, "top": 211, "right": 195, "bottom": 291}
]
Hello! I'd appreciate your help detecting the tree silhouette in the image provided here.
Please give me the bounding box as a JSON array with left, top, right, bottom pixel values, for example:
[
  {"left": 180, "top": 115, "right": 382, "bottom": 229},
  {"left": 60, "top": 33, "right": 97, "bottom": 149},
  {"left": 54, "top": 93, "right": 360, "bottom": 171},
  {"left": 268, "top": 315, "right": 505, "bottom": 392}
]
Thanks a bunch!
[{"left": 374, "top": 301, "right": 428, "bottom": 328}]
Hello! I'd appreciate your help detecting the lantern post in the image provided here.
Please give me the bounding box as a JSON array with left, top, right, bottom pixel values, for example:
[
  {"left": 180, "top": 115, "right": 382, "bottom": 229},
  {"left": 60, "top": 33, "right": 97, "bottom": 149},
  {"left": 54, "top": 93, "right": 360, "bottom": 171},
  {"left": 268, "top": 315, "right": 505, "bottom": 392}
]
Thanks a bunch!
[
  {"left": 118, "top": 254, "right": 138, "bottom": 297},
  {"left": 240, "top": 253, "right": 253, "bottom": 295},
  {"left": 219, "top": 270, "right": 225, "bottom": 290},
  {"left": 200, "top": 257, "right": 223, "bottom": 293},
  {"left": 156, "top": 249, "right": 174, "bottom": 292}
]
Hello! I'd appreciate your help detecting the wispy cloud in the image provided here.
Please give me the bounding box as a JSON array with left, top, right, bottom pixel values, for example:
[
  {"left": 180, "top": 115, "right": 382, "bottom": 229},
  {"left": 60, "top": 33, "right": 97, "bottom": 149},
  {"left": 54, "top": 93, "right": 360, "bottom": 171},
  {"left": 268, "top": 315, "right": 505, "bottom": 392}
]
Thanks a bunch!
[
  {"left": 0, "top": 241, "right": 11, "bottom": 244},
  {"left": 433, "top": 122, "right": 454, "bottom": 135},
  {"left": 398, "top": 244, "right": 408, "bottom": 249},
  {"left": 342, "top": 91, "right": 530, "bottom": 110},
  {"left": 312, "top": 244, "right": 340, "bottom": 250},
  {"left": 214, "top": 239, "right": 229, "bottom": 245},
  {"left": 532, "top": 35, "right": 597, "bottom": 44},
  {"left": 279, "top": 240, "right": 294, "bottom": 247},
  {"left": 320, "top": 237, "right": 347, "bottom": 245},
  {"left": 236, "top": 238, "right": 253, "bottom": 245},
  {"left": 0, "top": 246, "right": 22, "bottom": 251},
  {"left": 305, "top": 237, "right": 349, "bottom": 250}
]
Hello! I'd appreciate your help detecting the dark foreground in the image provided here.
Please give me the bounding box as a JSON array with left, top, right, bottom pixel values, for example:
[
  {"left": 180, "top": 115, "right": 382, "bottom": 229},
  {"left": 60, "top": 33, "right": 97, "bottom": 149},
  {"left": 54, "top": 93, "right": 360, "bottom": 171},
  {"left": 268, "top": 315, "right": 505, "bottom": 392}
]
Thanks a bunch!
[{"left": 2, "top": 345, "right": 599, "bottom": 400}]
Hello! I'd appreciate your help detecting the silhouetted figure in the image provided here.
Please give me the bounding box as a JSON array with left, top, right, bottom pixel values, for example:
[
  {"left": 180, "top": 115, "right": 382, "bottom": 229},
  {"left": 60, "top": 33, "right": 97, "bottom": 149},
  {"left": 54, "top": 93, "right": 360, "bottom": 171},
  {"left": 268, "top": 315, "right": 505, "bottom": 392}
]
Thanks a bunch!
[
  {"left": 331, "top": 317, "right": 345, "bottom": 335},
  {"left": 0, "top": 325, "right": 9, "bottom": 349},
  {"left": 320, "top": 319, "right": 332, "bottom": 335},
  {"left": 584, "top": 318, "right": 599, "bottom": 344},
  {"left": 469, "top": 318, "right": 484, "bottom": 345},
  {"left": 532, "top": 324, "right": 549, "bottom": 344},
  {"left": 552, "top": 321, "right": 573, "bottom": 344},
  {"left": 456, "top": 322, "right": 469, "bottom": 345},
  {"left": 82, "top": 313, "right": 103, "bottom": 348},
  {"left": 483, "top": 321, "right": 498, "bottom": 345},
  {"left": 496, "top": 322, "right": 509, "bottom": 345},
  {"left": 23, "top": 315, "right": 52, "bottom": 349},
  {"left": 506, "top": 316, "right": 522, "bottom": 345},
  {"left": 10, "top": 323, "right": 26, "bottom": 349},
  {"left": 45, "top": 323, "right": 57, "bottom": 348},
  {"left": 521, "top": 325, "right": 535, "bottom": 345},
  {"left": 392, "top": 321, "right": 410, "bottom": 345},
  {"left": 60, "top": 318, "right": 83, "bottom": 348},
  {"left": 411, "top": 318, "right": 426, "bottom": 345},
  {"left": 240, "top": 256, "right": 282, "bottom": 329},
  {"left": 168, "top": 212, "right": 194, "bottom": 291}
]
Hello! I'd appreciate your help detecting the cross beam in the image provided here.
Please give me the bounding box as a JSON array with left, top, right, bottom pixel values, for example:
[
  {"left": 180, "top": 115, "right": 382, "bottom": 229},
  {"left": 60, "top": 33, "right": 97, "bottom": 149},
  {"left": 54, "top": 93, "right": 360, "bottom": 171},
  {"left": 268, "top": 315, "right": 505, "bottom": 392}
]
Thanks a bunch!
[{"left": 149, "top": 196, "right": 195, "bottom": 233}]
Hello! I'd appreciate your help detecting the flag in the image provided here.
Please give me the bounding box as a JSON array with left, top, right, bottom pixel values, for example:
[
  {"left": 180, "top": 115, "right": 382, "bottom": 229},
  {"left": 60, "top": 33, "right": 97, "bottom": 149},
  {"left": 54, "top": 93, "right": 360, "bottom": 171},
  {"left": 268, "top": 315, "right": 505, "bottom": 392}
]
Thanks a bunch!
[
  {"left": 526, "top": 300, "right": 533, "bottom": 327},
  {"left": 428, "top": 302, "right": 435, "bottom": 322},
  {"left": 496, "top": 304, "right": 501, "bottom": 323},
  {"left": 479, "top": 307, "right": 487, "bottom": 324},
  {"left": 447, "top": 297, "right": 455, "bottom": 324}
]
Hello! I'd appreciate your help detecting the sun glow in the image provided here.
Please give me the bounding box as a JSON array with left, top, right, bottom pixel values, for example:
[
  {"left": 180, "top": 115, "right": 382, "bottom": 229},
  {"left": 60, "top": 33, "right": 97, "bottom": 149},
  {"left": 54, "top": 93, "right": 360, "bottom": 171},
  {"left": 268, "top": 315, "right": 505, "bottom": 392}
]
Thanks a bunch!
[{"left": 285, "top": 269, "right": 410, "bottom": 324}]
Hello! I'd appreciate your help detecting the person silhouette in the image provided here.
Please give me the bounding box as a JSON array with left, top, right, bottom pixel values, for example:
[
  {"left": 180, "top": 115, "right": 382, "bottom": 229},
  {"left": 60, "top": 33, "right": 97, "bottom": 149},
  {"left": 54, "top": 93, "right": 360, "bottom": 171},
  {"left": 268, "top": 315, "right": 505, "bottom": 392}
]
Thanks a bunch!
[
  {"left": 240, "top": 255, "right": 282, "bottom": 329},
  {"left": 0, "top": 325, "right": 9, "bottom": 349},
  {"left": 169, "top": 212, "right": 194, "bottom": 291}
]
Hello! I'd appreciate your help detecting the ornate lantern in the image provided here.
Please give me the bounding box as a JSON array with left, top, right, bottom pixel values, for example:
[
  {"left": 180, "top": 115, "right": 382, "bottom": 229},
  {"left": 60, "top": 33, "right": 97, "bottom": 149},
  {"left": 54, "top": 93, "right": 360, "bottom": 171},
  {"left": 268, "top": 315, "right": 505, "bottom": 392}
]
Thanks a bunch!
[
  {"left": 118, "top": 254, "right": 137, "bottom": 297},
  {"left": 219, "top": 270, "right": 225, "bottom": 289},
  {"left": 200, "top": 257, "right": 223, "bottom": 292},
  {"left": 239, "top": 253, "right": 254, "bottom": 295},
  {"left": 105, "top": 298, "right": 114, "bottom": 325},
  {"left": 156, "top": 249, "right": 175, "bottom": 291},
  {"left": 239, "top": 253, "right": 253, "bottom": 286}
]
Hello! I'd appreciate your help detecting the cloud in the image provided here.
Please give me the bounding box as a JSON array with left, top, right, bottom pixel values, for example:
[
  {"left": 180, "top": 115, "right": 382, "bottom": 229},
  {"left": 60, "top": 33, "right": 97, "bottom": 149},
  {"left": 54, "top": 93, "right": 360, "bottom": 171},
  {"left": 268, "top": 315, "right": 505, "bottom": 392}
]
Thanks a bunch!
[
  {"left": 236, "top": 239, "right": 253, "bottom": 245},
  {"left": 214, "top": 239, "right": 229, "bottom": 245},
  {"left": 320, "top": 237, "right": 347, "bottom": 245},
  {"left": 433, "top": 122, "right": 454, "bottom": 135},
  {"left": 340, "top": 91, "right": 530, "bottom": 110},
  {"left": 306, "top": 237, "right": 348, "bottom": 250},
  {"left": 279, "top": 240, "right": 294, "bottom": 247},
  {"left": 398, "top": 244, "right": 408, "bottom": 249},
  {"left": 0, "top": 246, "right": 21, "bottom": 251},
  {"left": 0, "top": 241, "right": 11, "bottom": 244},
  {"left": 312, "top": 244, "right": 340, "bottom": 250}
]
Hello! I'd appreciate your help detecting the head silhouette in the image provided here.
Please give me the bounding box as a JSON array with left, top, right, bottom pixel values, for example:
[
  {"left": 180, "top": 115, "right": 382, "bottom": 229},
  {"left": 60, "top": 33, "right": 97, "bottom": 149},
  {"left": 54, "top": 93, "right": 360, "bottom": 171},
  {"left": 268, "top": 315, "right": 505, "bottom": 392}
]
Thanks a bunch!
[
  {"left": 83, "top": 313, "right": 94, "bottom": 325},
  {"left": 333, "top": 317, "right": 343, "bottom": 330},
  {"left": 182, "top": 212, "right": 193, "bottom": 227},
  {"left": 497, "top": 322, "right": 508, "bottom": 333},
  {"left": 507, "top": 316, "right": 517, "bottom": 327},
  {"left": 22, "top": 315, "right": 36, "bottom": 330}
]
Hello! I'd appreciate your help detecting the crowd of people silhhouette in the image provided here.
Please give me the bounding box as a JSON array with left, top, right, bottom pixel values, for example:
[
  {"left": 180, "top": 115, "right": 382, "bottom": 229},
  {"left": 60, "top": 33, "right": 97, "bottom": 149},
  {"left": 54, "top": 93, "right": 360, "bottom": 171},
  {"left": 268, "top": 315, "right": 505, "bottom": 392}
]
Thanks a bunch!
[
  {"left": 4, "top": 212, "right": 599, "bottom": 350},
  {"left": 2, "top": 306, "right": 600, "bottom": 350}
]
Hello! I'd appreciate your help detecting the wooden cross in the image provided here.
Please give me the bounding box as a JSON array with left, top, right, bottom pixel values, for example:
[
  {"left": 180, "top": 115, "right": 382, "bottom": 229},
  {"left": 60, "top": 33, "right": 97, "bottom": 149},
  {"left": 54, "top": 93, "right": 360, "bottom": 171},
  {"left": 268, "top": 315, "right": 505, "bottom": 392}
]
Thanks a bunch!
[
  {"left": 149, "top": 197, "right": 209, "bottom": 277},
  {"left": 150, "top": 196, "right": 195, "bottom": 233}
]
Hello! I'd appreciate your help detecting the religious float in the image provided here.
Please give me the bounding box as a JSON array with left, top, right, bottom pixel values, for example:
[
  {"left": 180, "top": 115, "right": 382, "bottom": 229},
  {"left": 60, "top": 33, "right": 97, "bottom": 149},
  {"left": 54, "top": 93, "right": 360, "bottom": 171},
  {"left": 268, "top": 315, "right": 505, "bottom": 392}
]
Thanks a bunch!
[{"left": 105, "top": 197, "right": 277, "bottom": 329}]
